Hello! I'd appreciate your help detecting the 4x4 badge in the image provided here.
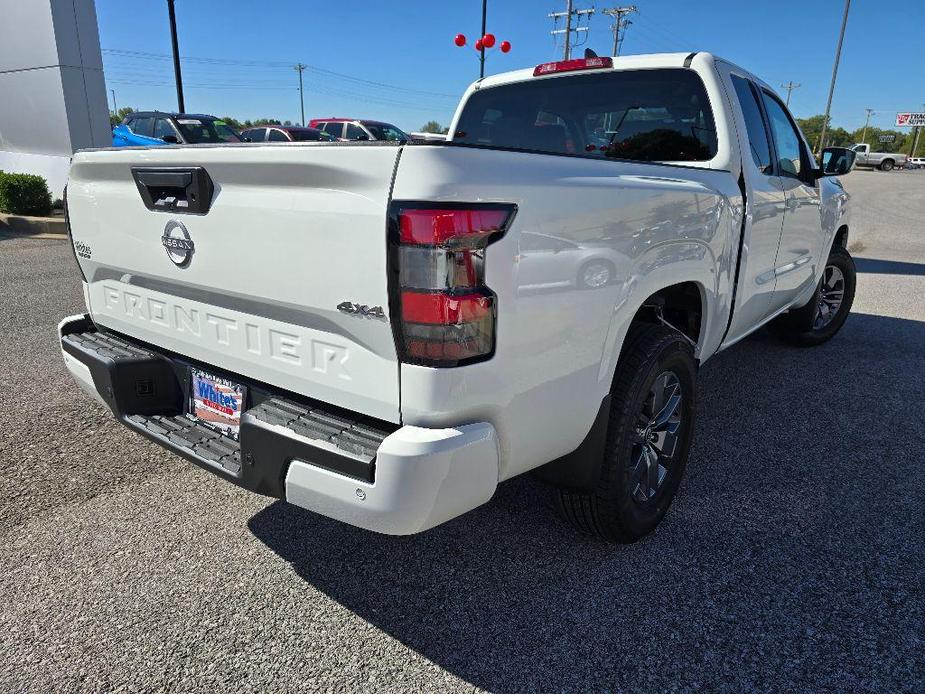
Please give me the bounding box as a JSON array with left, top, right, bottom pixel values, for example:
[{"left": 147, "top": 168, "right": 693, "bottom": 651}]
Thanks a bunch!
[
  {"left": 337, "top": 301, "right": 385, "bottom": 319},
  {"left": 162, "top": 220, "right": 194, "bottom": 267}
]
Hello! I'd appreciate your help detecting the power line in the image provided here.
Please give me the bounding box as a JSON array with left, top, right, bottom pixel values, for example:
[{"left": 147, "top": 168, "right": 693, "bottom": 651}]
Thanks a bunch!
[
  {"left": 101, "top": 48, "right": 459, "bottom": 99},
  {"left": 602, "top": 6, "right": 637, "bottom": 56}
]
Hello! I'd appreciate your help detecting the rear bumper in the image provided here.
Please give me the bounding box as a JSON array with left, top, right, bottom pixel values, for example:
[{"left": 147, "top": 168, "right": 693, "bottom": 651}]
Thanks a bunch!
[{"left": 58, "top": 314, "right": 499, "bottom": 534}]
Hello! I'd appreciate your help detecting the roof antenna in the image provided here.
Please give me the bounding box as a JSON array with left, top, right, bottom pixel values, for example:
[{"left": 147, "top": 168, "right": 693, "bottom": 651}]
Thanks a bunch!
[{"left": 584, "top": 48, "right": 599, "bottom": 59}]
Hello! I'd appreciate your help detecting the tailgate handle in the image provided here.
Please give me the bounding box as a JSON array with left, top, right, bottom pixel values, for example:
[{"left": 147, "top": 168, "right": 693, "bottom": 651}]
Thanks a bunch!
[{"left": 131, "top": 167, "right": 214, "bottom": 215}]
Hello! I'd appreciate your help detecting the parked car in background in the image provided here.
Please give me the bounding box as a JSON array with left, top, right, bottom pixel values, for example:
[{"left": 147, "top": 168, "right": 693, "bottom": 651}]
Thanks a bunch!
[
  {"left": 241, "top": 126, "right": 336, "bottom": 143},
  {"left": 308, "top": 118, "right": 409, "bottom": 141},
  {"left": 515, "top": 232, "right": 622, "bottom": 292},
  {"left": 112, "top": 112, "right": 242, "bottom": 147},
  {"left": 907, "top": 156, "right": 925, "bottom": 170},
  {"left": 850, "top": 143, "right": 908, "bottom": 171}
]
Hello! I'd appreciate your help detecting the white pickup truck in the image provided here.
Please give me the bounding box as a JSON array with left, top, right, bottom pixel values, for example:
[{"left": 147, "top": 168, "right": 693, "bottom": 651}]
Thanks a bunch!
[
  {"left": 850, "top": 143, "right": 908, "bottom": 171},
  {"left": 60, "top": 52, "right": 858, "bottom": 543}
]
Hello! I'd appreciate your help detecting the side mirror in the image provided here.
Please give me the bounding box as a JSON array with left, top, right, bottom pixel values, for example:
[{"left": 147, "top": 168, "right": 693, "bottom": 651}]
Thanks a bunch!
[
  {"left": 161, "top": 134, "right": 179, "bottom": 144},
  {"left": 242, "top": 136, "right": 252, "bottom": 142},
  {"left": 819, "top": 147, "right": 856, "bottom": 176}
]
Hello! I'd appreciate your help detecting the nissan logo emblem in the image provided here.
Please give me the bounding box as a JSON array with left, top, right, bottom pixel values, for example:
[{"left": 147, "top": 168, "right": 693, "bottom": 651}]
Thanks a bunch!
[{"left": 162, "top": 220, "right": 194, "bottom": 267}]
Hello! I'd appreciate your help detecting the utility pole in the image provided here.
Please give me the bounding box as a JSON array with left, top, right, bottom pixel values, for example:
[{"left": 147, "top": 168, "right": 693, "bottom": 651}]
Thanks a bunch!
[
  {"left": 549, "top": 1, "right": 594, "bottom": 60},
  {"left": 166, "top": 0, "right": 185, "bottom": 113},
  {"left": 816, "top": 0, "right": 850, "bottom": 155},
  {"left": 860, "top": 108, "right": 874, "bottom": 145},
  {"left": 602, "top": 7, "right": 637, "bottom": 56},
  {"left": 910, "top": 102, "right": 925, "bottom": 157},
  {"left": 781, "top": 81, "right": 800, "bottom": 107},
  {"left": 294, "top": 63, "right": 307, "bottom": 126},
  {"left": 110, "top": 89, "right": 118, "bottom": 116}
]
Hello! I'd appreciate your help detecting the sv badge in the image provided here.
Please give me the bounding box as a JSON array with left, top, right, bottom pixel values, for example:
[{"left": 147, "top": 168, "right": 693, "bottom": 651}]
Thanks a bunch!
[{"left": 337, "top": 301, "right": 385, "bottom": 319}]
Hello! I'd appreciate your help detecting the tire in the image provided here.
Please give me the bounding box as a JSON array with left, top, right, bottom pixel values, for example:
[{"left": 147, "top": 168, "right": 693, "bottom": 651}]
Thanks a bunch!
[
  {"left": 772, "top": 246, "right": 856, "bottom": 347},
  {"left": 555, "top": 324, "right": 697, "bottom": 542},
  {"left": 879, "top": 159, "right": 894, "bottom": 171},
  {"left": 578, "top": 259, "right": 614, "bottom": 289}
]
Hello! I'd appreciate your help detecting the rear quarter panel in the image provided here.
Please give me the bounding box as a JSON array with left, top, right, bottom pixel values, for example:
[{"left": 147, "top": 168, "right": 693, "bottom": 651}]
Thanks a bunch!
[{"left": 392, "top": 145, "right": 740, "bottom": 480}]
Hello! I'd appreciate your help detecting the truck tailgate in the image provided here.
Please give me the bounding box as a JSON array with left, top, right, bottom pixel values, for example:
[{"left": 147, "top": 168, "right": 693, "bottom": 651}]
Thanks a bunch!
[{"left": 66, "top": 143, "right": 402, "bottom": 423}]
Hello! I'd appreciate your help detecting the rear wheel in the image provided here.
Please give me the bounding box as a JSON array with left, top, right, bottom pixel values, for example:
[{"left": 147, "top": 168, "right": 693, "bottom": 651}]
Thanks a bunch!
[
  {"left": 555, "top": 325, "right": 697, "bottom": 542},
  {"left": 880, "top": 159, "right": 895, "bottom": 171},
  {"left": 772, "top": 246, "right": 856, "bottom": 346}
]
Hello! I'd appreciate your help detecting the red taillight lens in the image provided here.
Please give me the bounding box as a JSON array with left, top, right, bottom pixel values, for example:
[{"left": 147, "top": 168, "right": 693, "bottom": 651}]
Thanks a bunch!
[
  {"left": 391, "top": 203, "right": 515, "bottom": 367},
  {"left": 399, "top": 208, "right": 509, "bottom": 247},
  {"left": 533, "top": 57, "right": 613, "bottom": 76}
]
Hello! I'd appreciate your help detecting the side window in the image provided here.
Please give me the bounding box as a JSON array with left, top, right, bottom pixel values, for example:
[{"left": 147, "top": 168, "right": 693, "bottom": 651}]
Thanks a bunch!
[
  {"left": 345, "top": 123, "right": 366, "bottom": 140},
  {"left": 323, "top": 122, "right": 344, "bottom": 138},
  {"left": 730, "top": 76, "right": 772, "bottom": 173},
  {"left": 153, "top": 118, "right": 175, "bottom": 140},
  {"left": 267, "top": 129, "right": 288, "bottom": 142},
  {"left": 130, "top": 116, "right": 153, "bottom": 137},
  {"left": 249, "top": 128, "right": 267, "bottom": 142},
  {"left": 761, "top": 92, "right": 804, "bottom": 179}
]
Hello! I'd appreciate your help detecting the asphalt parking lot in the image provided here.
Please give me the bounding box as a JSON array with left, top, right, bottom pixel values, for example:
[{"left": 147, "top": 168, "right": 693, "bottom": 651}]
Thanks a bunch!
[{"left": 1, "top": 169, "right": 923, "bottom": 692}]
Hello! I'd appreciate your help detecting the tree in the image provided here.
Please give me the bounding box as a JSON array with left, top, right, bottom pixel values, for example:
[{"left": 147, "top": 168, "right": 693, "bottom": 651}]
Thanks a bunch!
[
  {"left": 221, "top": 116, "right": 243, "bottom": 130},
  {"left": 110, "top": 106, "right": 135, "bottom": 127},
  {"left": 796, "top": 114, "right": 829, "bottom": 150},
  {"left": 420, "top": 120, "right": 449, "bottom": 134}
]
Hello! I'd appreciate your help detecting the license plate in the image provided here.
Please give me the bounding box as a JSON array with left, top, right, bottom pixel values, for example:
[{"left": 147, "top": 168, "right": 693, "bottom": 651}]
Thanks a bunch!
[{"left": 190, "top": 369, "right": 246, "bottom": 440}]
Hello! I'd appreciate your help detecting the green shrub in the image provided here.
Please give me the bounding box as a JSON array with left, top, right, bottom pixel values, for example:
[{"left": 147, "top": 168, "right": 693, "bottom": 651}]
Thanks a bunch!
[{"left": 0, "top": 171, "right": 53, "bottom": 216}]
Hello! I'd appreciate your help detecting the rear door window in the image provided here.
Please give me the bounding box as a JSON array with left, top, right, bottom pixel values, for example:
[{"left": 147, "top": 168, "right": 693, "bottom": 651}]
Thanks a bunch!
[
  {"left": 454, "top": 68, "right": 717, "bottom": 163},
  {"left": 129, "top": 116, "right": 154, "bottom": 137},
  {"left": 760, "top": 92, "right": 805, "bottom": 179},
  {"left": 153, "top": 118, "right": 176, "bottom": 141},
  {"left": 323, "top": 122, "right": 344, "bottom": 138},
  {"left": 730, "top": 75, "right": 773, "bottom": 173},
  {"left": 267, "top": 128, "right": 289, "bottom": 142},
  {"left": 345, "top": 123, "right": 366, "bottom": 140}
]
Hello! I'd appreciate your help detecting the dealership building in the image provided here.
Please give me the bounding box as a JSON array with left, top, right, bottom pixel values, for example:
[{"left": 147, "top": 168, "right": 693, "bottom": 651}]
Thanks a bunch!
[{"left": 0, "top": 0, "right": 110, "bottom": 197}]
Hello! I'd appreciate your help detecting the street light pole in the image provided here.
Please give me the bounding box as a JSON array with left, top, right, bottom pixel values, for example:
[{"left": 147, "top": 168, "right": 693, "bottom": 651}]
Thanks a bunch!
[
  {"left": 479, "top": 0, "right": 487, "bottom": 79},
  {"left": 816, "top": 0, "right": 850, "bottom": 154},
  {"left": 166, "top": 0, "right": 185, "bottom": 113}
]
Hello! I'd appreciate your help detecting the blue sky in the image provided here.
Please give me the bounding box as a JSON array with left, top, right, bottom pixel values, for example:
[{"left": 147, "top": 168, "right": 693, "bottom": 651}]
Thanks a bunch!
[{"left": 96, "top": 0, "right": 925, "bottom": 133}]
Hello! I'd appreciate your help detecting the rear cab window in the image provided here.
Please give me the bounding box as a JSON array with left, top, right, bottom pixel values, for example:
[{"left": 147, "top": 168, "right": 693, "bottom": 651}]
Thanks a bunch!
[{"left": 453, "top": 68, "right": 718, "bottom": 164}]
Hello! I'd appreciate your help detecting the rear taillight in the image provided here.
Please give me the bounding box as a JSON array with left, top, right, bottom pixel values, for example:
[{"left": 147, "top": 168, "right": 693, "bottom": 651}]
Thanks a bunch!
[
  {"left": 533, "top": 57, "right": 613, "bottom": 76},
  {"left": 390, "top": 203, "right": 516, "bottom": 367}
]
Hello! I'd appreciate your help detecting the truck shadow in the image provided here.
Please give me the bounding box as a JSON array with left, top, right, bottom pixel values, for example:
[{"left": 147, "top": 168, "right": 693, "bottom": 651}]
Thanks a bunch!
[{"left": 248, "top": 311, "right": 925, "bottom": 691}]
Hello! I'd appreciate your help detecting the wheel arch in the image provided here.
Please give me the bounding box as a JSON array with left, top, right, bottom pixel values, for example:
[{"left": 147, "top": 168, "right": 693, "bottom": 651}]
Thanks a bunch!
[{"left": 833, "top": 224, "right": 849, "bottom": 250}]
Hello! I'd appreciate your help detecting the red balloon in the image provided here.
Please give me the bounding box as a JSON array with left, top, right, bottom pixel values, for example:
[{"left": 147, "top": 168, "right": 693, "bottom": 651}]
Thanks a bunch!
[
  {"left": 500, "top": 40, "right": 511, "bottom": 53},
  {"left": 454, "top": 33, "right": 466, "bottom": 47},
  {"left": 474, "top": 38, "right": 484, "bottom": 51},
  {"left": 482, "top": 33, "right": 496, "bottom": 48}
]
